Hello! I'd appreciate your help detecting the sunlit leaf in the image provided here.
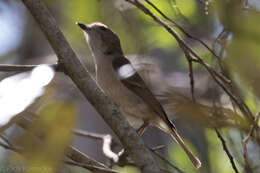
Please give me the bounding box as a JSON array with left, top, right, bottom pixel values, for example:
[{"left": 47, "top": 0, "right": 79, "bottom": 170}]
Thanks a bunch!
[
  {"left": 63, "top": 0, "right": 100, "bottom": 45},
  {"left": 168, "top": 140, "right": 198, "bottom": 172},
  {"left": 244, "top": 89, "right": 258, "bottom": 115},
  {"left": 216, "top": 0, "right": 260, "bottom": 100},
  {"left": 137, "top": 0, "right": 175, "bottom": 22},
  {"left": 115, "top": 165, "right": 140, "bottom": 173},
  {"left": 13, "top": 102, "right": 76, "bottom": 173},
  {"left": 174, "top": 0, "right": 197, "bottom": 18},
  {"left": 206, "top": 129, "right": 242, "bottom": 173},
  {"left": 179, "top": 50, "right": 212, "bottom": 69},
  {"left": 145, "top": 25, "right": 178, "bottom": 49}
]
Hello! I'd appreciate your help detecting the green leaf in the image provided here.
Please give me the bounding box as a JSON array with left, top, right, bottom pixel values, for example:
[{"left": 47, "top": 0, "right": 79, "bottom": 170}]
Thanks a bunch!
[
  {"left": 14, "top": 101, "right": 76, "bottom": 173},
  {"left": 168, "top": 140, "right": 199, "bottom": 172}
]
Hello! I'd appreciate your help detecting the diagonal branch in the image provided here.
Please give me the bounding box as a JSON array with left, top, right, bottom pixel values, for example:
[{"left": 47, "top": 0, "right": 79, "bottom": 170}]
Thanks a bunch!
[
  {"left": 215, "top": 128, "right": 239, "bottom": 173},
  {"left": 143, "top": 0, "right": 221, "bottom": 60},
  {"left": 16, "top": 114, "right": 113, "bottom": 171},
  {"left": 125, "top": 0, "right": 254, "bottom": 121},
  {"left": 65, "top": 160, "right": 119, "bottom": 173},
  {"left": 20, "top": 0, "right": 160, "bottom": 172},
  {"left": 149, "top": 147, "right": 185, "bottom": 173},
  {"left": 0, "top": 117, "right": 117, "bottom": 173}
]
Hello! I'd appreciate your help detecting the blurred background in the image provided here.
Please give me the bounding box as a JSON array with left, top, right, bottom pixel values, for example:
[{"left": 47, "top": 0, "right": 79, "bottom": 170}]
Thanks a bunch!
[{"left": 0, "top": 0, "right": 260, "bottom": 173}]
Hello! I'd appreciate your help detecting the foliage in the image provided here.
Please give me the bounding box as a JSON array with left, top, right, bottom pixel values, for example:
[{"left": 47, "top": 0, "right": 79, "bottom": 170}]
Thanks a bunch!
[{"left": 0, "top": 0, "right": 260, "bottom": 173}]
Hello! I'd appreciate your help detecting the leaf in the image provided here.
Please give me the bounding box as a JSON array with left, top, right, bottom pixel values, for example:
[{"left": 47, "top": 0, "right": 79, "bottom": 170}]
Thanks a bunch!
[
  {"left": 216, "top": 0, "right": 260, "bottom": 99},
  {"left": 13, "top": 101, "right": 76, "bottom": 173}
]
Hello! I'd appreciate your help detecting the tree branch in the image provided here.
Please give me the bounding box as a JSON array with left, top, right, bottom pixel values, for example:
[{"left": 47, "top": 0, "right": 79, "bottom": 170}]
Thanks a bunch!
[
  {"left": 0, "top": 128, "right": 116, "bottom": 173},
  {"left": 125, "top": 0, "right": 254, "bottom": 121},
  {"left": 0, "top": 64, "right": 61, "bottom": 72},
  {"left": 149, "top": 147, "right": 185, "bottom": 173},
  {"left": 20, "top": 0, "right": 160, "bottom": 172},
  {"left": 242, "top": 113, "right": 260, "bottom": 172},
  {"left": 143, "top": 0, "right": 221, "bottom": 60},
  {"left": 74, "top": 129, "right": 122, "bottom": 162},
  {"left": 16, "top": 115, "right": 112, "bottom": 170},
  {"left": 215, "top": 129, "right": 239, "bottom": 173},
  {"left": 65, "top": 160, "right": 119, "bottom": 173}
]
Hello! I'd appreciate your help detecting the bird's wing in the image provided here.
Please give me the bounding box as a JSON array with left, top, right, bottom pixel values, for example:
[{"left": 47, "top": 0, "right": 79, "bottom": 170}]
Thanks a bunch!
[{"left": 112, "top": 56, "right": 175, "bottom": 129}]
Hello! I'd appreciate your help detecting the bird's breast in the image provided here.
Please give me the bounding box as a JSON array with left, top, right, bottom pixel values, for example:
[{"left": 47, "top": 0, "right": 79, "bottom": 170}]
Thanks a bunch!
[
  {"left": 96, "top": 63, "right": 137, "bottom": 105},
  {"left": 95, "top": 60, "right": 158, "bottom": 129}
]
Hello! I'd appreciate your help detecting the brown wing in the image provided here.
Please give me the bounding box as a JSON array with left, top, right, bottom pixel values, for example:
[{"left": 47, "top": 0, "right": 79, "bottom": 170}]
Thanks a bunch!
[{"left": 112, "top": 56, "right": 175, "bottom": 129}]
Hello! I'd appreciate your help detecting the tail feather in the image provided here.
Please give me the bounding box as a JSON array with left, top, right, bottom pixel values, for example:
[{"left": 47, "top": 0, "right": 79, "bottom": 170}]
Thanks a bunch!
[{"left": 170, "top": 128, "right": 201, "bottom": 168}]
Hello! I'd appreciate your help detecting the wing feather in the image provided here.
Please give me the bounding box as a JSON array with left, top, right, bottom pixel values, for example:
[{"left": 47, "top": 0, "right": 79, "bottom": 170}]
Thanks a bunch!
[{"left": 112, "top": 56, "right": 175, "bottom": 129}]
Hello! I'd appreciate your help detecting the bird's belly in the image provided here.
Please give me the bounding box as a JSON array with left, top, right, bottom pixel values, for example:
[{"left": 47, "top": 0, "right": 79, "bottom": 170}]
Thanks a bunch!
[{"left": 96, "top": 71, "right": 152, "bottom": 127}]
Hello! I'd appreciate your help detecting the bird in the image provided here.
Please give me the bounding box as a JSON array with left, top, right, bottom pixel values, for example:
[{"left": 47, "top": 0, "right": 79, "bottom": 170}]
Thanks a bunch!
[{"left": 77, "top": 22, "right": 201, "bottom": 168}]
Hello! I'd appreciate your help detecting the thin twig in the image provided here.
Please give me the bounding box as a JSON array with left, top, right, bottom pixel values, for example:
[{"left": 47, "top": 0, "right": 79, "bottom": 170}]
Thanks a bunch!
[
  {"left": 151, "top": 145, "right": 166, "bottom": 151},
  {"left": 160, "top": 168, "right": 173, "bottom": 173},
  {"left": 212, "top": 29, "right": 254, "bottom": 124},
  {"left": 129, "top": 0, "right": 253, "bottom": 120},
  {"left": 21, "top": 0, "right": 161, "bottom": 172},
  {"left": 74, "top": 129, "right": 121, "bottom": 162},
  {"left": 74, "top": 129, "right": 107, "bottom": 140},
  {"left": 226, "top": 134, "right": 244, "bottom": 168},
  {"left": 180, "top": 43, "right": 196, "bottom": 101},
  {"left": 144, "top": 0, "right": 221, "bottom": 60},
  {"left": 149, "top": 147, "right": 185, "bottom": 173},
  {"left": 125, "top": 0, "right": 254, "bottom": 121},
  {"left": 0, "top": 111, "right": 37, "bottom": 134},
  {"left": 187, "top": 60, "right": 195, "bottom": 102},
  {"left": 192, "top": 56, "right": 253, "bottom": 121},
  {"left": 242, "top": 113, "right": 260, "bottom": 172},
  {"left": 16, "top": 114, "right": 110, "bottom": 170},
  {"left": 0, "top": 134, "right": 14, "bottom": 148},
  {"left": 211, "top": 28, "right": 255, "bottom": 127},
  {"left": 65, "top": 160, "right": 119, "bottom": 173},
  {"left": 215, "top": 128, "right": 239, "bottom": 173},
  {"left": 0, "top": 64, "right": 61, "bottom": 72},
  {"left": 0, "top": 140, "right": 20, "bottom": 152},
  {"left": 0, "top": 140, "right": 118, "bottom": 173},
  {"left": 181, "top": 47, "right": 195, "bottom": 102}
]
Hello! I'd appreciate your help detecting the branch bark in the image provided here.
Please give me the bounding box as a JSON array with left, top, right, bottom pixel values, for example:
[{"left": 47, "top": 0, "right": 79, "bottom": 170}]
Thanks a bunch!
[
  {"left": 215, "top": 129, "right": 239, "bottom": 173},
  {"left": 74, "top": 129, "right": 121, "bottom": 162},
  {"left": 125, "top": 0, "right": 254, "bottom": 121},
  {"left": 15, "top": 115, "right": 117, "bottom": 173},
  {"left": 0, "top": 64, "right": 60, "bottom": 72},
  {"left": 20, "top": 0, "right": 160, "bottom": 172}
]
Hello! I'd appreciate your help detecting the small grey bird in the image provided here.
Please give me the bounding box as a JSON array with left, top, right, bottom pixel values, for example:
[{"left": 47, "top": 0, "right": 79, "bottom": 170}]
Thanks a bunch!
[{"left": 77, "top": 22, "right": 201, "bottom": 168}]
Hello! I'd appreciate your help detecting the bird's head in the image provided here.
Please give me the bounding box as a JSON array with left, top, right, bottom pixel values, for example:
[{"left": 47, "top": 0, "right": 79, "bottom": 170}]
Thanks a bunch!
[{"left": 77, "top": 22, "right": 123, "bottom": 57}]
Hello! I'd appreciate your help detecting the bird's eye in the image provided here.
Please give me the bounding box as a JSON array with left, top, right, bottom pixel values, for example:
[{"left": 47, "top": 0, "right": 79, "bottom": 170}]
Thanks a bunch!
[{"left": 99, "top": 26, "right": 107, "bottom": 31}]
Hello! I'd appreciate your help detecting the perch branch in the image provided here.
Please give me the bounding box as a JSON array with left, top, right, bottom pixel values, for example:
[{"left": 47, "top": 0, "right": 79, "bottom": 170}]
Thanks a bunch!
[
  {"left": 74, "top": 129, "right": 121, "bottom": 162},
  {"left": 16, "top": 115, "right": 117, "bottom": 172},
  {"left": 20, "top": 0, "right": 159, "bottom": 172},
  {"left": 0, "top": 135, "right": 116, "bottom": 173}
]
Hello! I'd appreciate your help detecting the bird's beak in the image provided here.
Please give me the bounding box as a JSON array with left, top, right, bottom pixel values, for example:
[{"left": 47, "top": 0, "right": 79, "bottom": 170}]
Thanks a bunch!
[{"left": 76, "top": 22, "right": 91, "bottom": 31}]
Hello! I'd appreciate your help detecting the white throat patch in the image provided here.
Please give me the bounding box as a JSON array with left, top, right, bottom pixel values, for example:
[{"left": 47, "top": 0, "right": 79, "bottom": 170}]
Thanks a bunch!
[{"left": 117, "top": 64, "right": 136, "bottom": 79}]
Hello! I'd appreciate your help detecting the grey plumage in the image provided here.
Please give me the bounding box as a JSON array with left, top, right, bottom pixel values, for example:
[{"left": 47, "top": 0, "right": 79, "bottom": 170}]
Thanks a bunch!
[{"left": 77, "top": 22, "right": 201, "bottom": 168}]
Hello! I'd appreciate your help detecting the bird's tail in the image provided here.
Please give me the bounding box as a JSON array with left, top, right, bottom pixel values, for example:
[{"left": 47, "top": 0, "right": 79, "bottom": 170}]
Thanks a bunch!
[{"left": 170, "top": 127, "right": 201, "bottom": 168}]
